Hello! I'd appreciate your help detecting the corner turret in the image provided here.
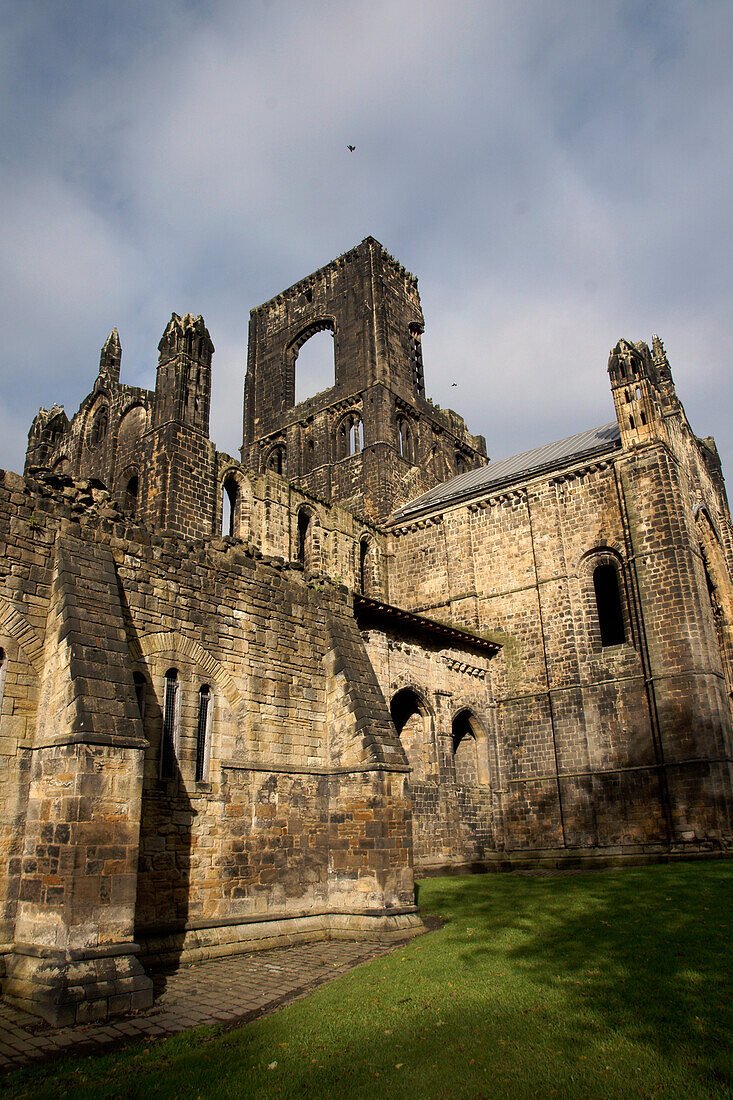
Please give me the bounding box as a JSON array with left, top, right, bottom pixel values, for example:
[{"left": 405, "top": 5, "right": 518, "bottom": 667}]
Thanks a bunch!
[
  {"left": 154, "top": 313, "right": 214, "bottom": 435},
  {"left": 608, "top": 338, "right": 666, "bottom": 450},
  {"left": 98, "top": 327, "right": 122, "bottom": 383},
  {"left": 24, "top": 404, "right": 70, "bottom": 474}
]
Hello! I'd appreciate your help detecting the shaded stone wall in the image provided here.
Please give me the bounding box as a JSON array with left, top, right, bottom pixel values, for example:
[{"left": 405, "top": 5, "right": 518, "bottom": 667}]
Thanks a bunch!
[{"left": 359, "top": 621, "right": 501, "bottom": 872}]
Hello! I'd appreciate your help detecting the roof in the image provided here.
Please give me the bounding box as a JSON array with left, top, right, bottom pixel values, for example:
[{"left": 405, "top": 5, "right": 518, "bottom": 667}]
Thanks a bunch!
[
  {"left": 353, "top": 594, "right": 501, "bottom": 655},
  {"left": 391, "top": 422, "right": 622, "bottom": 523}
]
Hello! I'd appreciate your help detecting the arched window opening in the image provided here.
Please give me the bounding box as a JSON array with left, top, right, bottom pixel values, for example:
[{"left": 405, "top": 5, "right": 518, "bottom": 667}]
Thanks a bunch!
[
  {"left": 158, "top": 458, "right": 169, "bottom": 529},
  {"left": 336, "top": 420, "right": 349, "bottom": 461},
  {"left": 124, "top": 473, "right": 139, "bottom": 516},
  {"left": 222, "top": 476, "right": 238, "bottom": 537},
  {"left": 117, "top": 405, "right": 147, "bottom": 448},
  {"left": 0, "top": 648, "right": 6, "bottom": 716},
  {"left": 89, "top": 406, "right": 108, "bottom": 448},
  {"left": 452, "top": 710, "right": 481, "bottom": 786},
  {"left": 455, "top": 452, "right": 467, "bottom": 476},
  {"left": 390, "top": 687, "right": 429, "bottom": 780},
  {"left": 133, "top": 671, "right": 146, "bottom": 721},
  {"left": 635, "top": 386, "right": 642, "bottom": 399},
  {"left": 593, "top": 563, "right": 626, "bottom": 647},
  {"left": 335, "top": 413, "right": 362, "bottom": 460},
  {"left": 397, "top": 416, "right": 414, "bottom": 463},
  {"left": 195, "top": 684, "right": 212, "bottom": 782},
  {"left": 625, "top": 390, "right": 631, "bottom": 404},
  {"left": 629, "top": 415, "right": 635, "bottom": 429},
  {"left": 297, "top": 509, "right": 311, "bottom": 567},
  {"left": 294, "top": 328, "right": 335, "bottom": 406},
  {"left": 302, "top": 437, "right": 314, "bottom": 474},
  {"left": 52, "top": 456, "right": 71, "bottom": 476},
  {"left": 352, "top": 417, "right": 362, "bottom": 455},
  {"left": 640, "top": 411, "right": 647, "bottom": 426},
  {"left": 266, "top": 444, "right": 287, "bottom": 476},
  {"left": 160, "top": 668, "right": 180, "bottom": 779},
  {"left": 359, "top": 538, "right": 369, "bottom": 594}
]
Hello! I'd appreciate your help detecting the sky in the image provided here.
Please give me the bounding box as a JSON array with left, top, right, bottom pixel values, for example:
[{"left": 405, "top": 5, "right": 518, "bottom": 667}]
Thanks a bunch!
[{"left": 1, "top": 0, "right": 732, "bottom": 480}]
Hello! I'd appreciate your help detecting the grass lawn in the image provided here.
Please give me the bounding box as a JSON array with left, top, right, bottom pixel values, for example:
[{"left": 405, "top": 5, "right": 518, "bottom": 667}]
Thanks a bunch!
[{"left": 3, "top": 861, "right": 732, "bottom": 1099}]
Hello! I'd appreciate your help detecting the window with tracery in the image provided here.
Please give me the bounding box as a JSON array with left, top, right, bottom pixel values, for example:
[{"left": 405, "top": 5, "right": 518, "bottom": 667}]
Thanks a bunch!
[
  {"left": 89, "top": 406, "right": 109, "bottom": 448},
  {"left": 266, "top": 444, "right": 287, "bottom": 476},
  {"left": 335, "top": 413, "right": 363, "bottom": 459}
]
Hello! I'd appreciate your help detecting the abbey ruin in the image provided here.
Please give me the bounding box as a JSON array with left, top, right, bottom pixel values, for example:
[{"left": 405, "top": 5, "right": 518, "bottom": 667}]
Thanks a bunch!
[{"left": 1, "top": 237, "right": 731, "bottom": 1025}]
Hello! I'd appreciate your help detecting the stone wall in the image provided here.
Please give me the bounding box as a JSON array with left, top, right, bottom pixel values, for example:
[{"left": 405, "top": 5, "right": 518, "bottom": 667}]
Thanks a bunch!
[
  {"left": 0, "top": 470, "right": 422, "bottom": 1021},
  {"left": 387, "top": 410, "right": 733, "bottom": 858}
]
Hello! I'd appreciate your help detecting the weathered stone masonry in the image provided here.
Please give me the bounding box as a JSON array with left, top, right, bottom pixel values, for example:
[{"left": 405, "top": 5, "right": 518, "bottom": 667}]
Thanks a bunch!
[{"left": 2, "top": 238, "right": 732, "bottom": 1025}]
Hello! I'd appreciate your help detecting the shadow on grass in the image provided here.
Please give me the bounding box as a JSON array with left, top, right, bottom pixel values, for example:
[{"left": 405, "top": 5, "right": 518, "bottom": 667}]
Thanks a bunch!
[
  {"left": 5, "top": 863, "right": 732, "bottom": 1100},
  {"left": 423, "top": 861, "right": 733, "bottom": 1090}
]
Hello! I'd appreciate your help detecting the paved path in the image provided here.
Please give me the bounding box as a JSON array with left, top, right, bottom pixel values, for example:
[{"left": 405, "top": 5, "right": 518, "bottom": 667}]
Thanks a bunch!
[{"left": 0, "top": 939, "right": 403, "bottom": 1073}]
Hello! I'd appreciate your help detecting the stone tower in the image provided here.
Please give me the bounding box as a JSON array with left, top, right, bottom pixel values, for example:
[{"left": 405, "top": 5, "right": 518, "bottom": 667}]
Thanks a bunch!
[
  {"left": 241, "top": 237, "right": 486, "bottom": 521},
  {"left": 142, "top": 313, "right": 216, "bottom": 538}
]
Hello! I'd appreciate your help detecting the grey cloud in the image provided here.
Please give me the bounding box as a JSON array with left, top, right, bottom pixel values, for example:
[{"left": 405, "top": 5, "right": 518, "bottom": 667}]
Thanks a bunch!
[{"left": 0, "top": 0, "right": 731, "bottom": 481}]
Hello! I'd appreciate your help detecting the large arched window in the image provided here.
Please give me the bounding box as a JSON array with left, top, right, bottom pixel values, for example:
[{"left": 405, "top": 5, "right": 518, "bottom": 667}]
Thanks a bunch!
[
  {"left": 160, "top": 668, "right": 180, "bottom": 779},
  {"left": 195, "top": 684, "right": 212, "bottom": 782},
  {"left": 593, "top": 562, "right": 626, "bottom": 647},
  {"left": 293, "top": 325, "right": 336, "bottom": 406}
]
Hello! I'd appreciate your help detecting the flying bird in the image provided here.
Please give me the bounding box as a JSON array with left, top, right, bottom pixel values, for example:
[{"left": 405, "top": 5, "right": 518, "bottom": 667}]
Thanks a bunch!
[
  {"left": 347, "top": 145, "right": 356, "bottom": 152},
  {"left": 451, "top": 382, "right": 457, "bottom": 387}
]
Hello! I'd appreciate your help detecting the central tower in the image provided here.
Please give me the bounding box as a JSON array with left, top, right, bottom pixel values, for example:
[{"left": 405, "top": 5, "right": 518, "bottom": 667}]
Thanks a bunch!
[{"left": 241, "top": 237, "right": 486, "bottom": 521}]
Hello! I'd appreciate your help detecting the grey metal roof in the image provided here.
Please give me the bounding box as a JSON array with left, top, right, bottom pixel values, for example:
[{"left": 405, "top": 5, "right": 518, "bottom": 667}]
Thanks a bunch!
[{"left": 391, "top": 422, "right": 622, "bottom": 523}]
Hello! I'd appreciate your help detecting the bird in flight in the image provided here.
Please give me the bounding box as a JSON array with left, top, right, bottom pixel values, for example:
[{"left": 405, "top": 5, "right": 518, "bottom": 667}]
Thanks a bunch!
[
  {"left": 347, "top": 145, "right": 356, "bottom": 152},
  {"left": 451, "top": 382, "right": 457, "bottom": 387}
]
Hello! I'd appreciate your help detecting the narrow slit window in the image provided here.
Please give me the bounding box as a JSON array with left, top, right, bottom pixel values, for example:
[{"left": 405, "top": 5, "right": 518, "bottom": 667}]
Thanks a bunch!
[
  {"left": 195, "top": 685, "right": 211, "bottom": 782},
  {"left": 133, "top": 671, "right": 146, "bottom": 721},
  {"left": 359, "top": 538, "right": 369, "bottom": 594},
  {"left": 222, "top": 476, "right": 238, "bottom": 537},
  {"left": 125, "top": 473, "right": 139, "bottom": 516},
  {"left": 160, "top": 668, "right": 179, "bottom": 779},
  {"left": 0, "top": 648, "right": 6, "bottom": 715},
  {"left": 593, "top": 563, "right": 626, "bottom": 647},
  {"left": 297, "top": 510, "right": 311, "bottom": 565}
]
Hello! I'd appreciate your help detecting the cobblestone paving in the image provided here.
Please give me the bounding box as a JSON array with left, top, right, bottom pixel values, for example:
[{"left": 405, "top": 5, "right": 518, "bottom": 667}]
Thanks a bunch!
[{"left": 0, "top": 939, "right": 403, "bottom": 1073}]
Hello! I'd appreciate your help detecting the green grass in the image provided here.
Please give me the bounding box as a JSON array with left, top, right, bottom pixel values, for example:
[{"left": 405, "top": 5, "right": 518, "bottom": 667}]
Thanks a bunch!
[{"left": 4, "top": 862, "right": 732, "bottom": 1099}]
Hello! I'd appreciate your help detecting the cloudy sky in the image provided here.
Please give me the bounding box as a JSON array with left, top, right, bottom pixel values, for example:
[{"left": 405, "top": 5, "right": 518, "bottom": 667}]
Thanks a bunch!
[{"left": 1, "top": 0, "right": 732, "bottom": 479}]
